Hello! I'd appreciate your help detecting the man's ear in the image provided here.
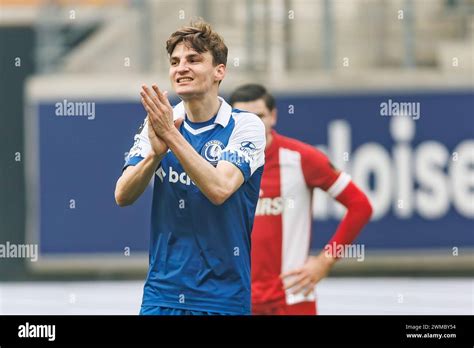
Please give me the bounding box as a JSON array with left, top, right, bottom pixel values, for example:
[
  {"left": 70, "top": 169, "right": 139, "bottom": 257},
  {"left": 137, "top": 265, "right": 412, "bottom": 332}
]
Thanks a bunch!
[
  {"left": 271, "top": 108, "right": 278, "bottom": 127},
  {"left": 215, "top": 64, "right": 226, "bottom": 83}
]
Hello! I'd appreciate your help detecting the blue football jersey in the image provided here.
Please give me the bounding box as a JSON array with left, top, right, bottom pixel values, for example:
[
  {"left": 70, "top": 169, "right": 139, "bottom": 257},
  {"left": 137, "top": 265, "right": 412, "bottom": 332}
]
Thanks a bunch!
[{"left": 123, "top": 97, "right": 265, "bottom": 314}]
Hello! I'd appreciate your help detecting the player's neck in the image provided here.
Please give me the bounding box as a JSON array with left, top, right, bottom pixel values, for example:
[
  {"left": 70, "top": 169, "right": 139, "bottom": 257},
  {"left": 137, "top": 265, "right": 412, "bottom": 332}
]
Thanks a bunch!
[{"left": 184, "top": 95, "right": 221, "bottom": 123}]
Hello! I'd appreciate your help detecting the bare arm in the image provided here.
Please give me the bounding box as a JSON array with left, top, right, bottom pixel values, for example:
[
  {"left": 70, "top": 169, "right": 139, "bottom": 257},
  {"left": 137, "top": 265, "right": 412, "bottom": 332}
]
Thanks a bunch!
[
  {"left": 114, "top": 152, "right": 164, "bottom": 207},
  {"left": 114, "top": 110, "right": 175, "bottom": 207},
  {"left": 163, "top": 127, "right": 244, "bottom": 205}
]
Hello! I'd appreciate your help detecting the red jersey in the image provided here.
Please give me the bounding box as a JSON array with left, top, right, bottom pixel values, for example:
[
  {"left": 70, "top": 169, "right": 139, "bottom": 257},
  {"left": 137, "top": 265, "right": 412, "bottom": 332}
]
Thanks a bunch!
[{"left": 251, "top": 130, "right": 351, "bottom": 306}]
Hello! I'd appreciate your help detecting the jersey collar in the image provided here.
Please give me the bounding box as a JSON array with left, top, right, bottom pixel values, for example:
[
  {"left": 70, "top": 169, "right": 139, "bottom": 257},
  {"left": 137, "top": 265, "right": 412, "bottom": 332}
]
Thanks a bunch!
[{"left": 172, "top": 96, "right": 232, "bottom": 128}]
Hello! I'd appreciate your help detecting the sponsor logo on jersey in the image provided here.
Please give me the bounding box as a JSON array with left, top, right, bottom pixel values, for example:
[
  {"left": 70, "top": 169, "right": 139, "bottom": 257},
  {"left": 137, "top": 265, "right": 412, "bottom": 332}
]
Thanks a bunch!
[
  {"left": 240, "top": 141, "right": 257, "bottom": 154},
  {"left": 156, "top": 166, "right": 195, "bottom": 186},
  {"left": 255, "top": 196, "right": 296, "bottom": 216},
  {"left": 255, "top": 197, "right": 284, "bottom": 216},
  {"left": 201, "top": 140, "right": 225, "bottom": 165}
]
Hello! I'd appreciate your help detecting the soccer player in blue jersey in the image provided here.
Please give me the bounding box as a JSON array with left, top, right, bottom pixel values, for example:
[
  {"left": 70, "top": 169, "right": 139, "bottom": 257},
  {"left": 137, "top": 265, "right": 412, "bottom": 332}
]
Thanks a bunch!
[{"left": 114, "top": 21, "right": 266, "bottom": 315}]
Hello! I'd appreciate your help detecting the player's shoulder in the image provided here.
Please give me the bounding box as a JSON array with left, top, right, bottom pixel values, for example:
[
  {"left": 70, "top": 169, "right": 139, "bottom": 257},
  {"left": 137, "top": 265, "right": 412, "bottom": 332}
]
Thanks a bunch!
[
  {"left": 231, "top": 108, "right": 261, "bottom": 122},
  {"left": 231, "top": 108, "right": 265, "bottom": 130}
]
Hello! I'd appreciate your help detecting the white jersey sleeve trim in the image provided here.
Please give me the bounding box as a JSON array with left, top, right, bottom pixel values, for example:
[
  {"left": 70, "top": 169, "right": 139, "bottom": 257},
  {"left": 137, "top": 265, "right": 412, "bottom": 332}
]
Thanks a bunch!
[
  {"left": 220, "top": 111, "right": 266, "bottom": 179},
  {"left": 125, "top": 102, "right": 186, "bottom": 167},
  {"left": 327, "top": 172, "right": 351, "bottom": 198},
  {"left": 126, "top": 117, "right": 152, "bottom": 161}
]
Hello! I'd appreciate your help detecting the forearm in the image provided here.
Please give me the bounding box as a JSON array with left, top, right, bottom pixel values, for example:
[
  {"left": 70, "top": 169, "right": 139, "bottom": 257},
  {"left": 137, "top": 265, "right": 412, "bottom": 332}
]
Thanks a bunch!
[
  {"left": 115, "top": 152, "right": 164, "bottom": 206},
  {"left": 163, "top": 128, "right": 229, "bottom": 204},
  {"left": 312, "top": 193, "right": 370, "bottom": 268},
  {"left": 309, "top": 253, "right": 337, "bottom": 268},
  {"left": 325, "top": 182, "right": 373, "bottom": 254}
]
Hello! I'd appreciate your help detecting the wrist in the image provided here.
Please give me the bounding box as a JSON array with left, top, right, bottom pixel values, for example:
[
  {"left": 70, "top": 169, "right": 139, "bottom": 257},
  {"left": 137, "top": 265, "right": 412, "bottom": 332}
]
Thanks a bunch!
[
  {"left": 148, "top": 151, "right": 165, "bottom": 163},
  {"left": 316, "top": 252, "right": 337, "bottom": 267}
]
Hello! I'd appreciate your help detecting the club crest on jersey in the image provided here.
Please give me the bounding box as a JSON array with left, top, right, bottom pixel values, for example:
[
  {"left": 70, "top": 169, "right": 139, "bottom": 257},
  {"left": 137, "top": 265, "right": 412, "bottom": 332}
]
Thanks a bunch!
[{"left": 201, "top": 140, "right": 225, "bottom": 165}]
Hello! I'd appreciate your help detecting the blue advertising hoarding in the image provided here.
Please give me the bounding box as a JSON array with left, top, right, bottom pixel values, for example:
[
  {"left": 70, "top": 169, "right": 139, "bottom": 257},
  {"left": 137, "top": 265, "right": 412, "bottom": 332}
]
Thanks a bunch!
[
  {"left": 26, "top": 90, "right": 474, "bottom": 269},
  {"left": 272, "top": 91, "right": 473, "bottom": 250}
]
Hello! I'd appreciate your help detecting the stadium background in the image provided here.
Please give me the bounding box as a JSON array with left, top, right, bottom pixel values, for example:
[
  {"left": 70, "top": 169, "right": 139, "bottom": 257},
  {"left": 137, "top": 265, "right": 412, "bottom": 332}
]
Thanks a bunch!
[{"left": 0, "top": 0, "right": 472, "bottom": 314}]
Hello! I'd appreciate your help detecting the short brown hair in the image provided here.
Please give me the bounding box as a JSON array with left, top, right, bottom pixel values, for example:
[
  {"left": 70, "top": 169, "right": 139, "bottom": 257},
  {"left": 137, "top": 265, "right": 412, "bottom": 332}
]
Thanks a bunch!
[
  {"left": 166, "top": 20, "right": 228, "bottom": 66},
  {"left": 230, "top": 84, "right": 276, "bottom": 111}
]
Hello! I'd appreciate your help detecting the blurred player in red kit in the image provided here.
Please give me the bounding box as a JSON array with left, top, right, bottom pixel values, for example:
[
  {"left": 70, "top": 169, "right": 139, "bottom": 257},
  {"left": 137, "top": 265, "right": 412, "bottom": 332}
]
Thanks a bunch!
[{"left": 230, "top": 84, "right": 373, "bottom": 315}]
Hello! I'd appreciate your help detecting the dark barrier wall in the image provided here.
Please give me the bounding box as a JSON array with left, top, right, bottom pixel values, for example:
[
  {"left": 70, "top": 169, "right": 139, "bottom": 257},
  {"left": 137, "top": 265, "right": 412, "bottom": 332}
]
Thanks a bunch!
[
  {"left": 0, "top": 27, "right": 35, "bottom": 279},
  {"left": 24, "top": 90, "right": 473, "bottom": 272}
]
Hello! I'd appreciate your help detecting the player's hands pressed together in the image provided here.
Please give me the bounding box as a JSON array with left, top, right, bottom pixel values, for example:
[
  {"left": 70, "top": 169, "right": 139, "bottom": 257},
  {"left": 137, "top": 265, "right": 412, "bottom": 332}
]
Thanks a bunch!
[
  {"left": 280, "top": 253, "right": 337, "bottom": 296},
  {"left": 146, "top": 114, "right": 168, "bottom": 156},
  {"left": 140, "top": 84, "right": 182, "bottom": 156},
  {"left": 140, "top": 84, "right": 174, "bottom": 136}
]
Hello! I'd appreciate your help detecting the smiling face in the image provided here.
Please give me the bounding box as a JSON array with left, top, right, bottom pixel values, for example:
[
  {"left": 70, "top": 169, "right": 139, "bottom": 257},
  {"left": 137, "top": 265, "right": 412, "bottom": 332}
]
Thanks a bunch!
[{"left": 169, "top": 42, "right": 226, "bottom": 101}]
